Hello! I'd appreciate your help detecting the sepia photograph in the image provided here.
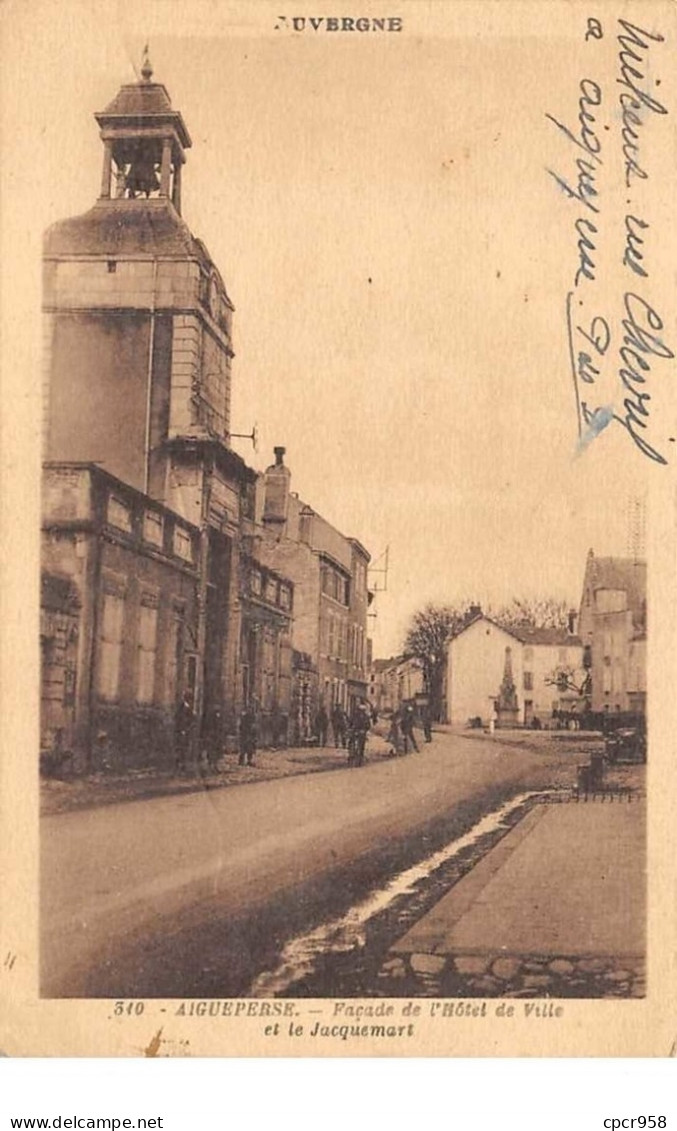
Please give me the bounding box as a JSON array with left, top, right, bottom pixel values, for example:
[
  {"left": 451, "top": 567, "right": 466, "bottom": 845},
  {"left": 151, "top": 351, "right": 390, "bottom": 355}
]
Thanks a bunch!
[{"left": 2, "top": 0, "right": 676, "bottom": 1056}]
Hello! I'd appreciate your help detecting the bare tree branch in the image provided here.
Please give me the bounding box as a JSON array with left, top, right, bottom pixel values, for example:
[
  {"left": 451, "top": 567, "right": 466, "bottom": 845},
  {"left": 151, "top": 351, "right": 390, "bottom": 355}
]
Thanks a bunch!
[
  {"left": 403, "top": 602, "right": 472, "bottom": 721},
  {"left": 490, "top": 597, "right": 571, "bottom": 631}
]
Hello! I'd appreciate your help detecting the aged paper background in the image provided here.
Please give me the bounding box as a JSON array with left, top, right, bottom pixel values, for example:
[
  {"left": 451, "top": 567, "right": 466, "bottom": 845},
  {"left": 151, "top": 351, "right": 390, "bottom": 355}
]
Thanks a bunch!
[{"left": 1, "top": 0, "right": 676, "bottom": 1056}]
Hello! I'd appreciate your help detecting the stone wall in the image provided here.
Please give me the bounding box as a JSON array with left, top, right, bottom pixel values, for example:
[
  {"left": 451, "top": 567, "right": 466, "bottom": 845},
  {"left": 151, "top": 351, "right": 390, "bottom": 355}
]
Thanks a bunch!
[{"left": 380, "top": 951, "right": 645, "bottom": 998}]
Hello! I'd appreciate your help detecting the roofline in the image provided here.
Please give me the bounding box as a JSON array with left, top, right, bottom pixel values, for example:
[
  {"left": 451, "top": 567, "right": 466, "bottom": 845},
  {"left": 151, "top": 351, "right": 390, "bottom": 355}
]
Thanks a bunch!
[
  {"left": 160, "top": 436, "right": 257, "bottom": 483},
  {"left": 95, "top": 81, "right": 192, "bottom": 148},
  {"left": 452, "top": 612, "right": 522, "bottom": 642},
  {"left": 451, "top": 612, "right": 579, "bottom": 646},
  {"left": 347, "top": 537, "right": 371, "bottom": 562},
  {"left": 291, "top": 495, "right": 371, "bottom": 567}
]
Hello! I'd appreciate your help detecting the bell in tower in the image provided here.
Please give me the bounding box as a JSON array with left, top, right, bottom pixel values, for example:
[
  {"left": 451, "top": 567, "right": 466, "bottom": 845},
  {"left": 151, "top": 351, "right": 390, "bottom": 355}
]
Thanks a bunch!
[
  {"left": 123, "top": 143, "right": 161, "bottom": 199},
  {"left": 96, "top": 45, "right": 191, "bottom": 212}
]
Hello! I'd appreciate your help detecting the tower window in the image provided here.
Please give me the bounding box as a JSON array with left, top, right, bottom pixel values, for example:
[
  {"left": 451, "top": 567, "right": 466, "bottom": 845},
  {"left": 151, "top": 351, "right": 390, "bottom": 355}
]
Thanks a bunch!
[{"left": 107, "top": 260, "right": 117, "bottom": 273}]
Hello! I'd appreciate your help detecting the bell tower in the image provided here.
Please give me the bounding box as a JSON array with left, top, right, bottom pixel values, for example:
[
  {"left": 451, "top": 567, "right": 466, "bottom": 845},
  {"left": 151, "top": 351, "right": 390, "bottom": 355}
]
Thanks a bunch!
[
  {"left": 42, "top": 53, "right": 272, "bottom": 768},
  {"left": 43, "top": 51, "right": 236, "bottom": 502},
  {"left": 96, "top": 46, "right": 190, "bottom": 212}
]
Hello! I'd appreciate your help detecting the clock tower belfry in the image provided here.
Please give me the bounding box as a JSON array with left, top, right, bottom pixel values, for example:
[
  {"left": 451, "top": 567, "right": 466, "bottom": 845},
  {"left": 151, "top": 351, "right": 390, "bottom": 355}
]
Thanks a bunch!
[
  {"left": 97, "top": 47, "right": 189, "bottom": 212},
  {"left": 43, "top": 53, "right": 258, "bottom": 749}
]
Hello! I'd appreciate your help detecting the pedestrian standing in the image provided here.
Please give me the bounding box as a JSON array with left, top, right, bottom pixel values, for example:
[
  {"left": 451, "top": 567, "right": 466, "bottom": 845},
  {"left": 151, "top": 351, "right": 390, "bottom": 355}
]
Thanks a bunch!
[
  {"left": 315, "top": 703, "right": 329, "bottom": 747},
  {"left": 202, "top": 704, "right": 223, "bottom": 771},
  {"left": 331, "top": 703, "right": 346, "bottom": 748},
  {"left": 401, "top": 703, "right": 419, "bottom": 753},
  {"left": 387, "top": 710, "right": 402, "bottom": 756},
  {"left": 175, "top": 691, "right": 195, "bottom": 772},
  {"left": 422, "top": 702, "right": 433, "bottom": 743},
  {"left": 349, "top": 698, "right": 371, "bottom": 765},
  {"left": 239, "top": 704, "right": 257, "bottom": 766},
  {"left": 271, "top": 704, "right": 286, "bottom": 750}
]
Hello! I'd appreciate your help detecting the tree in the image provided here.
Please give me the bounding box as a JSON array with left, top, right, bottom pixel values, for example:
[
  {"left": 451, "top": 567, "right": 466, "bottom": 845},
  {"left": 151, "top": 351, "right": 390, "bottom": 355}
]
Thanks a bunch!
[
  {"left": 545, "top": 666, "right": 591, "bottom": 698},
  {"left": 403, "top": 602, "right": 471, "bottom": 721},
  {"left": 490, "top": 597, "right": 571, "bottom": 631}
]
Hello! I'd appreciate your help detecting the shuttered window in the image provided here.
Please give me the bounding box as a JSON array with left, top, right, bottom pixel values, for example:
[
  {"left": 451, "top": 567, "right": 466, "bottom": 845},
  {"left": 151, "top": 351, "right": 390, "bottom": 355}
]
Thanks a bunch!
[
  {"left": 98, "top": 593, "right": 125, "bottom": 700},
  {"left": 137, "top": 602, "right": 158, "bottom": 704}
]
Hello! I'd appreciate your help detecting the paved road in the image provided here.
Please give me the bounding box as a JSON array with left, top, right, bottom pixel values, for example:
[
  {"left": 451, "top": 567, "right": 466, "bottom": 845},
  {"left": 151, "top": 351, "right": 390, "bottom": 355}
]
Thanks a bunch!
[{"left": 41, "top": 732, "right": 574, "bottom": 997}]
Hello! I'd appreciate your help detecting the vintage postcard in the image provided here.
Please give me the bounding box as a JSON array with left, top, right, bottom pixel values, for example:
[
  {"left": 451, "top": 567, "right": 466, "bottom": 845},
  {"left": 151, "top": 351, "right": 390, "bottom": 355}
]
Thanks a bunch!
[{"left": 1, "top": 0, "right": 676, "bottom": 1057}]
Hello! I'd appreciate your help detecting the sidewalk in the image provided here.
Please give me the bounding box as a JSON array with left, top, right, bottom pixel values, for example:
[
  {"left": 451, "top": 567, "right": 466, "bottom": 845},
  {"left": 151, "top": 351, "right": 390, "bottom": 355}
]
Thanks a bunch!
[
  {"left": 41, "top": 735, "right": 396, "bottom": 816},
  {"left": 438, "top": 723, "right": 605, "bottom": 755},
  {"left": 380, "top": 790, "right": 646, "bottom": 998}
]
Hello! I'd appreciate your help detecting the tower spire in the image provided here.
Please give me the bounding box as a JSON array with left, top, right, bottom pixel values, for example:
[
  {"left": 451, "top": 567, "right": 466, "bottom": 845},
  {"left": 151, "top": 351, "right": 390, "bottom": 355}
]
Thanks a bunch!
[{"left": 141, "top": 43, "right": 153, "bottom": 83}]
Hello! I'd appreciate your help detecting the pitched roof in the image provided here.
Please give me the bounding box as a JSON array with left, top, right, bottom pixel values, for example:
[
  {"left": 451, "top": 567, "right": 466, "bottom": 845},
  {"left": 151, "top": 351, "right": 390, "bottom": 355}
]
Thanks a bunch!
[
  {"left": 452, "top": 612, "right": 518, "bottom": 642},
  {"left": 371, "top": 654, "right": 420, "bottom": 673},
  {"left": 509, "top": 625, "right": 582, "bottom": 647},
  {"left": 452, "top": 613, "right": 580, "bottom": 648},
  {"left": 96, "top": 82, "right": 191, "bottom": 148},
  {"left": 100, "top": 81, "right": 175, "bottom": 119}
]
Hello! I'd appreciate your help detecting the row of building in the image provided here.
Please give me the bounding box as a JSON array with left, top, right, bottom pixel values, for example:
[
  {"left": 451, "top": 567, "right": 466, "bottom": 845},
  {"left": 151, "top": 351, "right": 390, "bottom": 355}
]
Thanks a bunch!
[
  {"left": 370, "top": 551, "right": 647, "bottom": 727},
  {"left": 40, "top": 58, "right": 372, "bottom": 772}
]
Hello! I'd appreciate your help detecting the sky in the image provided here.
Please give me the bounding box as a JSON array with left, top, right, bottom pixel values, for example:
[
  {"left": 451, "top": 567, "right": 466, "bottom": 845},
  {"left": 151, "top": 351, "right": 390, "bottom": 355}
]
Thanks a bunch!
[{"left": 6, "top": 1, "right": 661, "bottom": 656}]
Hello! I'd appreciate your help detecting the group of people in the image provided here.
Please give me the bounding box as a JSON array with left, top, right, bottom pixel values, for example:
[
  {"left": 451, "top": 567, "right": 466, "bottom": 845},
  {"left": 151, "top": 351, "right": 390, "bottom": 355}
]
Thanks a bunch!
[
  {"left": 314, "top": 699, "right": 374, "bottom": 765},
  {"left": 174, "top": 693, "right": 434, "bottom": 773},
  {"left": 174, "top": 694, "right": 259, "bottom": 771}
]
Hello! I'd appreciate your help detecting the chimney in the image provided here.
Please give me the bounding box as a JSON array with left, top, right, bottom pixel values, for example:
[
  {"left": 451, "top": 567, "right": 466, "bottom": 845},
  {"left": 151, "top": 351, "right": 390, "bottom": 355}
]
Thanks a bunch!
[
  {"left": 468, "top": 603, "right": 482, "bottom": 620},
  {"left": 263, "top": 446, "right": 291, "bottom": 527},
  {"left": 568, "top": 609, "right": 578, "bottom": 635}
]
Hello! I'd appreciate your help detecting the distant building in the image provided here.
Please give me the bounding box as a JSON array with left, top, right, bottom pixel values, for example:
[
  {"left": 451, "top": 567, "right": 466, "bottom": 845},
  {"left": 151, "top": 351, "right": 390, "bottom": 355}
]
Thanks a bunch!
[
  {"left": 577, "top": 550, "right": 647, "bottom": 714},
  {"left": 445, "top": 611, "right": 583, "bottom": 726},
  {"left": 368, "top": 655, "right": 424, "bottom": 714},
  {"left": 368, "top": 658, "right": 395, "bottom": 714}
]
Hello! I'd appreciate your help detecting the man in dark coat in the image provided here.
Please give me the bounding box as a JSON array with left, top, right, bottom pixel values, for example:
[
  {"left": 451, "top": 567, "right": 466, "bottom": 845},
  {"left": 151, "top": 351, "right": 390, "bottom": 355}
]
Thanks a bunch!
[
  {"left": 401, "top": 703, "right": 420, "bottom": 753},
  {"left": 202, "top": 704, "right": 223, "bottom": 771},
  {"left": 315, "top": 703, "right": 329, "bottom": 747},
  {"left": 331, "top": 703, "right": 346, "bottom": 748},
  {"left": 349, "top": 699, "right": 371, "bottom": 765},
  {"left": 175, "top": 691, "right": 195, "bottom": 771},
  {"left": 239, "top": 704, "right": 257, "bottom": 766}
]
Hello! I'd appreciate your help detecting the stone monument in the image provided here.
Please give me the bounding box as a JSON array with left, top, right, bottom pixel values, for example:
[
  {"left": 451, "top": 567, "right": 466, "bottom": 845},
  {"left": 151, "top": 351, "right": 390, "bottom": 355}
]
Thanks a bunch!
[{"left": 496, "top": 645, "right": 520, "bottom": 728}]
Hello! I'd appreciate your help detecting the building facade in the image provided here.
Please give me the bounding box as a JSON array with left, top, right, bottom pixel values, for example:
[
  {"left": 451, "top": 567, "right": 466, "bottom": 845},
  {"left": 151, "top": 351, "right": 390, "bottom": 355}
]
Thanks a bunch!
[
  {"left": 41, "top": 463, "right": 200, "bottom": 769},
  {"left": 445, "top": 612, "right": 584, "bottom": 726},
  {"left": 41, "top": 58, "right": 295, "bottom": 766},
  {"left": 253, "top": 448, "right": 371, "bottom": 738}
]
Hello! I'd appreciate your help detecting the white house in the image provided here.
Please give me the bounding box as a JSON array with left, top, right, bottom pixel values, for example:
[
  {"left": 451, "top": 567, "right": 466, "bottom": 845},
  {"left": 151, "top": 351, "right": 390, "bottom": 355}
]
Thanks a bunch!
[{"left": 446, "top": 613, "right": 584, "bottom": 726}]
